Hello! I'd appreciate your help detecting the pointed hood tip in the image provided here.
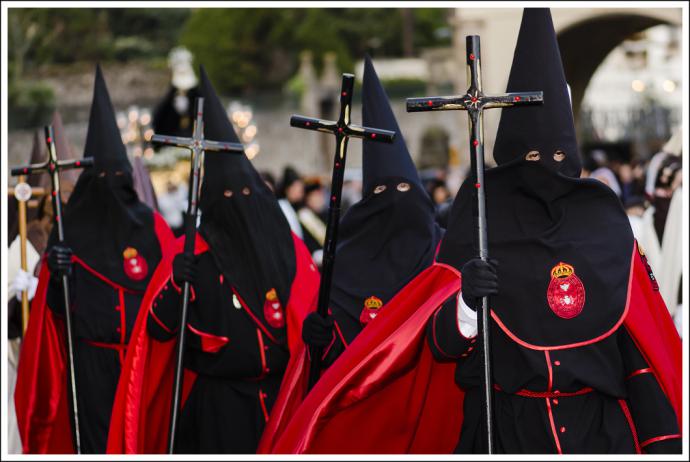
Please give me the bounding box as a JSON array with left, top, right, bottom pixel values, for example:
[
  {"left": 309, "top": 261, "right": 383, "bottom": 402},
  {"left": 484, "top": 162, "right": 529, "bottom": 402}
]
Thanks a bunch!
[
  {"left": 493, "top": 7, "right": 581, "bottom": 177},
  {"left": 84, "top": 65, "right": 131, "bottom": 171},
  {"left": 361, "top": 56, "right": 419, "bottom": 192}
]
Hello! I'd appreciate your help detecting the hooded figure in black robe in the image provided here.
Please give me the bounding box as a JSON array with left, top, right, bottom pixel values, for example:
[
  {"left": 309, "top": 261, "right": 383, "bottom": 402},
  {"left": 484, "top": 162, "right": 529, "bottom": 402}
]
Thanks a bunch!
[
  {"left": 301, "top": 55, "right": 444, "bottom": 364},
  {"left": 15, "top": 65, "right": 174, "bottom": 454},
  {"left": 426, "top": 8, "right": 681, "bottom": 454},
  {"left": 136, "top": 67, "right": 319, "bottom": 454}
]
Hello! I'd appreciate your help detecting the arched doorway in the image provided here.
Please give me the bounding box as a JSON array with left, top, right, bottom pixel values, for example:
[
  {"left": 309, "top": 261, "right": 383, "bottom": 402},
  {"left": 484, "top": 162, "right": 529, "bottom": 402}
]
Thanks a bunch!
[{"left": 557, "top": 13, "right": 674, "bottom": 123}]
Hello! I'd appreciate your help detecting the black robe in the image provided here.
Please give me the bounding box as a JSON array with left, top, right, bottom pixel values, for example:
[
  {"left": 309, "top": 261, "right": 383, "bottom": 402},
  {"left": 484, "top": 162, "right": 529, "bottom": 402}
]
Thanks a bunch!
[
  {"left": 427, "top": 283, "right": 681, "bottom": 453},
  {"left": 46, "top": 261, "right": 146, "bottom": 453},
  {"left": 146, "top": 249, "right": 290, "bottom": 453}
]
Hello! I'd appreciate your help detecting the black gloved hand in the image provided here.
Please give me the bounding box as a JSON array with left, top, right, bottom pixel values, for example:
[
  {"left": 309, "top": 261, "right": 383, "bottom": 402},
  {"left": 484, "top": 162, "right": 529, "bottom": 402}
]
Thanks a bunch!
[
  {"left": 302, "top": 312, "right": 334, "bottom": 347},
  {"left": 461, "top": 258, "right": 499, "bottom": 310},
  {"left": 172, "top": 252, "right": 198, "bottom": 286},
  {"left": 47, "top": 245, "right": 74, "bottom": 279}
]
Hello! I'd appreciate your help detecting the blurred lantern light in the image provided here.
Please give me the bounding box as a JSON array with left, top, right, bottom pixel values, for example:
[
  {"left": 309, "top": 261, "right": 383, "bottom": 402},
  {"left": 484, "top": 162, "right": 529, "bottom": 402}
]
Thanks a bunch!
[
  {"left": 246, "top": 143, "right": 260, "bottom": 159},
  {"left": 144, "top": 129, "right": 154, "bottom": 141},
  {"left": 245, "top": 124, "right": 257, "bottom": 138},
  {"left": 238, "top": 117, "right": 249, "bottom": 128},
  {"left": 140, "top": 112, "right": 151, "bottom": 125},
  {"left": 133, "top": 146, "right": 143, "bottom": 157},
  {"left": 117, "top": 114, "right": 127, "bottom": 129},
  {"left": 631, "top": 80, "right": 645, "bottom": 92},
  {"left": 242, "top": 132, "right": 253, "bottom": 143},
  {"left": 128, "top": 109, "right": 139, "bottom": 122},
  {"left": 662, "top": 79, "right": 676, "bottom": 92},
  {"left": 144, "top": 147, "right": 154, "bottom": 159}
]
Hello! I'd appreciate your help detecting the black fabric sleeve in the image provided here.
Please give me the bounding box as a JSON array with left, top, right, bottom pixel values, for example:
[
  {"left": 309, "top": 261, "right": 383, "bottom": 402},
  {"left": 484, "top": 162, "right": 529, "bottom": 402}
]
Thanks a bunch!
[
  {"left": 426, "top": 293, "right": 476, "bottom": 362},
  {"left": 618, "top": 327, "right": 681, "bottom": 454},
  {"left": 146, "top": 277, "right": 189, "bottom": 341}
]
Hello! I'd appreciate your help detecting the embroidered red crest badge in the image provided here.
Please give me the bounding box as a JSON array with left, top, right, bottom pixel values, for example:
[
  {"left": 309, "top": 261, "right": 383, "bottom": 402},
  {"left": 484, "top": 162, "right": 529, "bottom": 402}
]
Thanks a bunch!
[
  {"left": 123, "top": 247, "right": 148, "bottom": 281},
  {"left": 360, "top": 296, "right": 383, "bottom": 325},
  {"left": 547, "top": 262, "right": 585, "bottom": 319},
  {"left": 263, "top": 288, "right": 285, "bottom": 329}
]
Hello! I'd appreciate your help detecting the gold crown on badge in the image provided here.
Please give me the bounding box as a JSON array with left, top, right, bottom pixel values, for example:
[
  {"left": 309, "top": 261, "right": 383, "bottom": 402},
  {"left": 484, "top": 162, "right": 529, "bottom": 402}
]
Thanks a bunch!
[
  {"left": 123, "top": 247, "right": 138, "bottom": 259},
  {"left": 551, "top": 262, "right": 574, "bottom": 279},
  {"left": 364, "top": 296, "right": 383, "bottom": 310}
]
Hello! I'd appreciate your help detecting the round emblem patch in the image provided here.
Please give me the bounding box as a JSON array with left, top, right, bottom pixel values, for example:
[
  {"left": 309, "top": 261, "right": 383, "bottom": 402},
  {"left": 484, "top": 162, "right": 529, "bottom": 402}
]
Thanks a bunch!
[
  {"left": 123, "top": 247, "right": 149, "bottom": 281},
  {"left": 546, "top": 262, "right": 585, "bottom": 319},
  {"left": 263, "top": 288, "right": 285, "bottom": 329}
]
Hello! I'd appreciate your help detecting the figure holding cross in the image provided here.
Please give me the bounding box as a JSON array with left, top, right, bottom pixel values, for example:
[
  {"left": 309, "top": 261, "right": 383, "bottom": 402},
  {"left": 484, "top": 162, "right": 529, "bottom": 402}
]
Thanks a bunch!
[
  {"left": 289, "top": 71, "right": 396, "bottom": 392},
  {"left": 408, "top": 34, "right": 542, "bottom": 453},
  {"left": 106, "top": 68, "right": 320, "bottom": 455},
  {"left": 15, "top": 66, "right": 175, "bottom": 455},
  {"left": 257, "top": 56, "right": 445, "bottom": 454}
]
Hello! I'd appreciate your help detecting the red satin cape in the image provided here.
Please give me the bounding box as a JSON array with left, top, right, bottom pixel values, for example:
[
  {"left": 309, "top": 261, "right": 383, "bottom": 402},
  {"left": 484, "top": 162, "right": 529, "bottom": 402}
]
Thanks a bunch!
[
  {"left": 259, "top": 242, "right": 681, "bottom": 454},
  {"left": 14, "top": 212, "right": 174, "bottom": 454},
  {"left": 106, "top": 232, "right": 319, "bottom": 454}
]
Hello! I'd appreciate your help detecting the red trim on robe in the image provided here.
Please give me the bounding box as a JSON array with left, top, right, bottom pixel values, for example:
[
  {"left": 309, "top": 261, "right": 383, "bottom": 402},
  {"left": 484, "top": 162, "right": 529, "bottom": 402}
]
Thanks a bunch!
[
  {"left": 640, "top": 434, "right": 682, "bottom": 449},
  {"left": 258, "top": 264, "right": 464, "bottom": 454},
  {"left": 106, "top": 231, "right": 319, "bottom": 453},
  {"left": 626, "top": 367, "right": 653, "bottom": 380},
  {"left": 186, "top": 323, "right": 229, "bottom": 354},
  {"left": 258, "top": 240, "right": 681, "bottom": 454},
  {"left": 15, "top": 212, "right": 174, "bottom": 454},
  {"left": 618, "top": 399, "right": 641, "bottom": 454}
]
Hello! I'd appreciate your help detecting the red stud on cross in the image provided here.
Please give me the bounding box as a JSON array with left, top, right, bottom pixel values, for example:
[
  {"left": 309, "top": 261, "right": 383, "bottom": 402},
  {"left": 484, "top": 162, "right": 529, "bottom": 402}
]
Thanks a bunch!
[
  {"left": 469, "top": 53, "right": 475, "bottom": 61},
  {"left": 338, "top": 127, "right": 343, "bottom": 133},
  {"left": 341, "top": 91, "right": 347, "bottom": 97},
  {"left": 370, "top": 133, "right": 377, "bottom": 139},
  {"left": 475, "top": 183, "right": 481, "bottom": 189},
  {"left": 427, "top": 100, "right": 434, "bottom": 107},
  {"left": 514, "top": 96, "right": 521, "bottom": 102},
  {"left": 473, "top": 139, "right": 479, "bottom": 147}
]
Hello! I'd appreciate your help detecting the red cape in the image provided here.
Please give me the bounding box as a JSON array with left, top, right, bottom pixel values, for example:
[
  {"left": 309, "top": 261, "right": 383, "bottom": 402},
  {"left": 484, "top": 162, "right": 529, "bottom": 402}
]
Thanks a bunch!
[
  {"left": 259, "top": 242, "right": 681, "bottom": 453},
  {"left": 14, "top": 212, "right": 174, "bottom": 454},
  {"left": 106, "top": 232, "right": 319, "bottom": 454}
]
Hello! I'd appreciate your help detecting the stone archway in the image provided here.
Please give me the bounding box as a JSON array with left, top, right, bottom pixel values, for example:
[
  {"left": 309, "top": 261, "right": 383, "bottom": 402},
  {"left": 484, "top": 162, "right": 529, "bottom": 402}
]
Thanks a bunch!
[
  {"left": 449, "top": 7, "right": 682, "bottom": 165},
  {"left": 557, "top": 13, "right": 676, "bottom": 123}
]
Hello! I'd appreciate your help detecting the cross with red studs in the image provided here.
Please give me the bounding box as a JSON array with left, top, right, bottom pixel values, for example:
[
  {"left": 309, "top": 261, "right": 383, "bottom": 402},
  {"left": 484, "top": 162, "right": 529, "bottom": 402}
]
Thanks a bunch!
[
  {"left": 290, "top": 73, "right": 395, "bottom": 392},
  {"left": 11, "top": 126, "right": 93, "bottom": 230},
  {"left": 150, "top": 96, "right": 246, "bottom": 453},
  {"left": 11, "top": 125, "right": 94, "bottom": 453},
  {"left": 407, "top": 35, "right": 543, "bottom": 455}
]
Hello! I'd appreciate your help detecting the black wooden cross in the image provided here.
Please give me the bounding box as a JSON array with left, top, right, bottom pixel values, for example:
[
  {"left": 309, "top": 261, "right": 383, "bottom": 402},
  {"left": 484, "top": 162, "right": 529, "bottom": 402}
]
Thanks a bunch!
[
  {"left": 151, "top": 97, "right": 244, "bottom": 454},
  {"left": 291, "top": 73, "right": 395, "bottom": 392},
  {"left": 11, "top": 125, "right": 94, "bottom": 454},
  {"left": 407, "top": 36, "right": 543, "bottom": 454}
]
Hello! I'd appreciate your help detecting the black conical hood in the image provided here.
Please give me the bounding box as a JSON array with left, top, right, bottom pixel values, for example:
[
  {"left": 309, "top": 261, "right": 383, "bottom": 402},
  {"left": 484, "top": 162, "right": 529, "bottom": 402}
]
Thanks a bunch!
[
  {"left": 197, "top": 65, "right": 271, "bottom": 210},
  {"left": 362, "top": 55, "right": 420, "bottom": 192},
  {"left": 493, "top": 8, "right": 581, "bottom": 177},
  {"left": 84, "top": 65, "right": 131, "bottom": 173},
  {"left": 196, "top": 66, "right": 296, "bottom": 341},
  {"left": 48, "top": 65, "right": 160, "bottom": 291}
]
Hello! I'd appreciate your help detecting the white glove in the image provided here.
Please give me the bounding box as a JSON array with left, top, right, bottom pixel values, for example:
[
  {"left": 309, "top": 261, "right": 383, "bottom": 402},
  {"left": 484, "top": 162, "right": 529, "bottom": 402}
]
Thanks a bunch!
[
  {"left": 456, "top": 291, "right": 478, "bottom": 338},
  {"left": 12, "top": 269, "right": 39, "bottom": 301}
]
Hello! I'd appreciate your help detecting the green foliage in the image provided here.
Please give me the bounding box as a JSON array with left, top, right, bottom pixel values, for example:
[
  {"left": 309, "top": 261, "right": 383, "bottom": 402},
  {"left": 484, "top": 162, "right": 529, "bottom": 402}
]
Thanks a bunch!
[
  {"left": 8, "top": 7, "right": 450, "bottom": 95},
  {"left": 8, "top": 81, "right": 55, "bottom": 129},
  {"left": 7, "top": 8, "right": 190, "bottom": 74},
  {"left": 181, "top": 8, "right": 451, "bottom": 94}
]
